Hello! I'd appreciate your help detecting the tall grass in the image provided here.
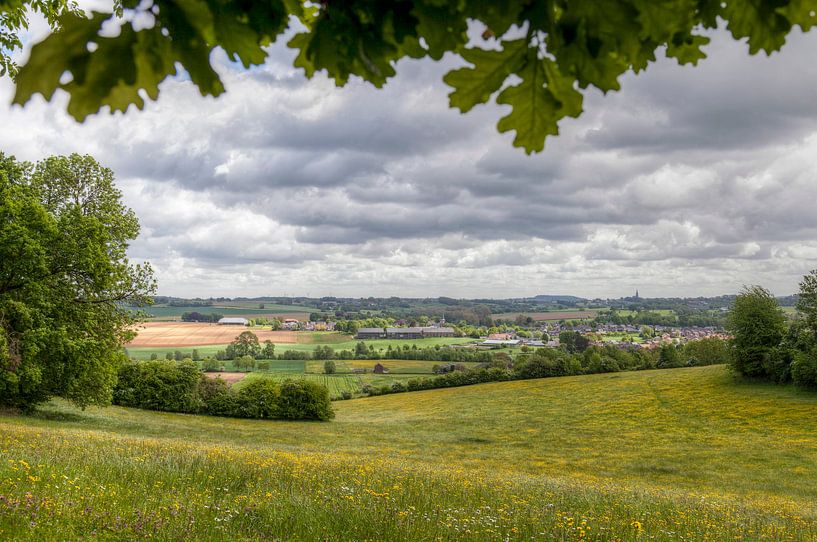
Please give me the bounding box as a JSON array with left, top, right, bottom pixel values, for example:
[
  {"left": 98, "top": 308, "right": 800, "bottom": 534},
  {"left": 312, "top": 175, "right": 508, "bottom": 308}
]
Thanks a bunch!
[{"left": 2, "top": 366, "right": 817, "bottom": 540}]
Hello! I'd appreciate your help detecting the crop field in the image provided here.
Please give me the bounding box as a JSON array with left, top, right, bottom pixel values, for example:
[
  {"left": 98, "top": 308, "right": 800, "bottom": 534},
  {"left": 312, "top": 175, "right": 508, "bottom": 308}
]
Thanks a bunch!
[
  {"left": 614, "top": 309, "right": 676, "bottom": 317},
  {"left": 2, "top": 365, "right": 817, "bottom": 540},
  {"left": 126, "top": 323, "right": 305, "bottom": 347},
  {"left": 493, "top": 310, "right": 599, "bottom": 321}
]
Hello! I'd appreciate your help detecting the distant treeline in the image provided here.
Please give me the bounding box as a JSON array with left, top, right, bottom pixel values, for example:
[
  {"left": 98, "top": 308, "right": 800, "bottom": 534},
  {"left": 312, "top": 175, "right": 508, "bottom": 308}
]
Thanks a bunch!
[
  {"left": 360, "top": 338, "right": 730, "bottom": 398},
  {"left": 181, "top": 311, "right": 224, "bottom": 323}
]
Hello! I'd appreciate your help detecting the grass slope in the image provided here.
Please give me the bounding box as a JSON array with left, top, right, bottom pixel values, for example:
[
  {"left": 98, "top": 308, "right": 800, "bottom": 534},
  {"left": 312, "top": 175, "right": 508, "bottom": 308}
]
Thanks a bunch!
[{"left": 2, "top": 365, "right": 817, "bottom": 540}]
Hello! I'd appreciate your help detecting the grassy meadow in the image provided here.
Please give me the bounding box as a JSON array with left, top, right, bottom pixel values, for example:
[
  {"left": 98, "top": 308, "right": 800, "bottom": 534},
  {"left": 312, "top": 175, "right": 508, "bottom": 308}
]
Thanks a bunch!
[{"left": 2, "top": 365, "right": 817, "bottom": 540}]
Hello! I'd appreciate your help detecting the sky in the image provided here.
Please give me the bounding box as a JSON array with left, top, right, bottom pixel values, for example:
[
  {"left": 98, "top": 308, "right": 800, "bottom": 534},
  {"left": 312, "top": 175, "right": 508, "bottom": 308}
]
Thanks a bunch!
[{"left": 3, "top": 12, "right": 817, "bottom": 299}]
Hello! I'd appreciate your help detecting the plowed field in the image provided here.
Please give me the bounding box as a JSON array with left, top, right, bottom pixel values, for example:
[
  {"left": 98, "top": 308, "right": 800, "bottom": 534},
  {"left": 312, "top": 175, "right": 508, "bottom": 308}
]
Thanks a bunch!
[{"left": 127, "top": 323, "right": 300, "bottom": 347}]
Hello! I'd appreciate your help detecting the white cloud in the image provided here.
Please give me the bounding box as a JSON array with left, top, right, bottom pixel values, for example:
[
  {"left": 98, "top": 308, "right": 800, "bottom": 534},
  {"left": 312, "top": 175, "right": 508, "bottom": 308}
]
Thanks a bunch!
[{"left": 4, "top": 21, "right": 817, "bottom": 298}]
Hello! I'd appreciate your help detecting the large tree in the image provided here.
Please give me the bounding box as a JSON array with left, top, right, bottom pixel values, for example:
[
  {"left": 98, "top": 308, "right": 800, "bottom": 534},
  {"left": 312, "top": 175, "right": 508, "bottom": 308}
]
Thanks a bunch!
[
  {"left": 6, "top": 0, "right": 816, "bottom": 153},
  {"left": 727, "top": 285, "right": 787, "bottom": 379},
  {"left": 0, "top": 152, "right": 155, "bottom": 409},
  {"left": 796, "top": 269, "right": 817, "bottom": 335}
]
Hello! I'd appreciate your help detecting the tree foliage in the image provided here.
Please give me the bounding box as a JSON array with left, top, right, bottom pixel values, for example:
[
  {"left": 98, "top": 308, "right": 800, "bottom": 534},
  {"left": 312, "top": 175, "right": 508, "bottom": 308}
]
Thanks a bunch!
[
  {"left": 8, "top": 0, "right": 817, "bottom": 153},
  {"left": 0, "top": 0, "right": 82, "bottom": 77},
  {"left": 796, "top": 269, "right": 817, "bottom": 335},
  {"left": 0, "top": 152, "right": 155, "bottom": 409},
  {"left": 727, "top": 285, "right": 787, "bottom": 379},
  {"left": 230, "top": 330, "right": 261, "bottom": 359}
]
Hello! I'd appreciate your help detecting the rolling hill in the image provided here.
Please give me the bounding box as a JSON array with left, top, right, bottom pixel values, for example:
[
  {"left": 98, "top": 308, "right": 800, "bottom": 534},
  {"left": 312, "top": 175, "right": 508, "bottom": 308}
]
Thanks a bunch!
[{"left": 1, "top": 365, "right": 816, "bottom": 540}]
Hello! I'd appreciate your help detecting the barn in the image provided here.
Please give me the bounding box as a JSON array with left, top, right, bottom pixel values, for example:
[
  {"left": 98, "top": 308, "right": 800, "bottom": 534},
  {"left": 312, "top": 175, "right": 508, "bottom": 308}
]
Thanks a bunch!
[{"left": 217, "top": 317, "right": 249, "bottom": 326}]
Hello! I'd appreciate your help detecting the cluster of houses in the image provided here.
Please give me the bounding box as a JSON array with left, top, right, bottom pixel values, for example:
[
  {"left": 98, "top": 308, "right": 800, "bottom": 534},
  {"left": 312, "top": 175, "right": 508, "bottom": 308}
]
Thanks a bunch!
[
  {"left": 356, "top": 326, "right": 456, "bottom": 340},
  {"left": 474, "top": 326, "right": 727, "bottom": 350}
]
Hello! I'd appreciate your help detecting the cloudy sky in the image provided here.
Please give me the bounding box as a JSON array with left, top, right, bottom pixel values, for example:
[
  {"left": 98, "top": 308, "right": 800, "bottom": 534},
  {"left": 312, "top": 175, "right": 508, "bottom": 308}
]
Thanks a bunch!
[{"left": 3, "top": 13, "right": 817, "bottom": 299}]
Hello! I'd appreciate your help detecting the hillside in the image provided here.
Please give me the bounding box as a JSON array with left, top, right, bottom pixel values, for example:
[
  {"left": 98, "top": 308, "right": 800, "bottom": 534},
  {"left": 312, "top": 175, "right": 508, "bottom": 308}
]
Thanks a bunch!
[{"left": 2, "top": 366, "right": 817, "bottom": 540}]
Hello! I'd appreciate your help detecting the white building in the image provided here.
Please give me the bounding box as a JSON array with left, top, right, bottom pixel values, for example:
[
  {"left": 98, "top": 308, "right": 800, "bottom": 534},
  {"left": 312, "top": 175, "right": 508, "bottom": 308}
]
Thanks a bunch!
[{"left": 218, "top": 317, "right": 249, "bottom": 326}]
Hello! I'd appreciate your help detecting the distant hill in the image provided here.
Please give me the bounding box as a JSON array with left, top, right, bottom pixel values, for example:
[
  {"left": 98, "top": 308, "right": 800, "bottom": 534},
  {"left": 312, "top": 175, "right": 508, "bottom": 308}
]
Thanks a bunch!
[{"left": 528, "top": 294, "right": 587, "bottom": 303}]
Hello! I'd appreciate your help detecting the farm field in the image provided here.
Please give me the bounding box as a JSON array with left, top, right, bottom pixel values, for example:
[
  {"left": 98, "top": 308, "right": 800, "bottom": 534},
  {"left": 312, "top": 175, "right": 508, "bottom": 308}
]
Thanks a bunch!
[
  {"left": 493, "top": 310, "right": 599, "bottom": 321},
  {"left": 614, "top": 309, "right": 676, "bottom": 317},
  {"left": 126, "top": 331, "right": 473, "bottom": 359},
  {"left": 2, "top": 365, "right": 817, "bottom": 540},
  {"left": 126, "top": 323, "right": 306, "bottom": 347}
]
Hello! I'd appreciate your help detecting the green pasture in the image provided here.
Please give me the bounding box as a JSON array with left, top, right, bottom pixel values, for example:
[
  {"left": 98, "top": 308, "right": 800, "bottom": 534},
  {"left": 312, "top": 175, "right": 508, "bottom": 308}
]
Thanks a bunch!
[
  {"left": 237, "top": 372, "right": 361, "bottom": 396},
  {"left": 126, "top": 334, "right": 472, "bottom": 361},
  {"left": 598, "top": 332, "right": 645, "bottom": 343},
  {"left": 2, "top": 366, "right": 817, "bottom": 540}
]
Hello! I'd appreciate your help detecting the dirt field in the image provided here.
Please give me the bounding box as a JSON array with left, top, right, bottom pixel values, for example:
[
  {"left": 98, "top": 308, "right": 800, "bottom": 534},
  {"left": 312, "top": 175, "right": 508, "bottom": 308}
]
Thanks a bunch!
[
  {"left": 126, "top": 323, "right": 301, "bottom": 347},
  {"left": 203, "top": 372, "right": 247, "bottom": 385}
]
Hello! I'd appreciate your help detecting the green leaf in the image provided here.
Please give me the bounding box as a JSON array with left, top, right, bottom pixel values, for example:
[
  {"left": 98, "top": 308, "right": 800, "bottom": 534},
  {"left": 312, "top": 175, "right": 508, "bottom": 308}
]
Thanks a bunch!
[
  {"left": 722, "top": 0, "right": 792, "bottom": 55},
  {"left": 777, "top": 0, "right": 817, "bottom": 31},
  {"left": 411, "top": 2, "right": 468, "bottom": 60},
  {"left": 13, "top": 12, "right": 103, "bottom": 107},
  {"left": 496, "top": 53, "right": 582, "bottom": 154},
  {"left": 666, "top": 31, "right": 710, "bottom": 65},
  {"left": 443, "top": 38, "right": 528, "bottom": 113}
]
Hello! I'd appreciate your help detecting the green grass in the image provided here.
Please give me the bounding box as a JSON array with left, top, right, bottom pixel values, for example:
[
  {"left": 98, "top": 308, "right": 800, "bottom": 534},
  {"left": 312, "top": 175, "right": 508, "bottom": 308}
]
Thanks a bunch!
[
  {"left": 598, "top": 332, "right": 645, "bottom": 343},
  {"left": 2, "top": 365, "right": 817, "bottom": 540},
  {"left": 127, "top": 336, "right": 473, "bottom": 361}
]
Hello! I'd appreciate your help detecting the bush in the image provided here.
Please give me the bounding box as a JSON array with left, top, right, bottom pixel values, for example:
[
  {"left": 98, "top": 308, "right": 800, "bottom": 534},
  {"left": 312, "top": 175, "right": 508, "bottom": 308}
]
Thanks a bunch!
[
  {"left": 257, "top": 360, "right": 270, "bottom": 371},
  {"left": 234, "top": 355, "right": 256, "bottom": 372},
  {"left": 792, "top": 348, "right": 817, "bottom": 389},
  {"left": 324, "top": 360, "right": 336, "bottom": 374},
  {"left": 276, "top": 379, "right": 334, "bottom": 421},
  {"left": 201, "top": 358, "right": 222, "bottom": 372},
  {"left": 197, "top": 376, "right": 237, "bottom": 416},
  {"left": 113, "top": 360, "right": 201, "bottom": 413},
  {"left": 657, "top": 344, "right": 683, "bottom": 369},
  {"left": 235, "top": 379, "right": 281, "bottom": 418}
]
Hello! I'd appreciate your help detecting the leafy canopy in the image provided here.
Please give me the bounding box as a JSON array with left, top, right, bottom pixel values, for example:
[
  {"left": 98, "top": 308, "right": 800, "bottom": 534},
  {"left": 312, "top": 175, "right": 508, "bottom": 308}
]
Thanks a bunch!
[
  {"left": 7, "top": 0, "right": 817, "bottom": 153},
  {"left": 0, "top": 152, "right": 155, "bottom": 409}
]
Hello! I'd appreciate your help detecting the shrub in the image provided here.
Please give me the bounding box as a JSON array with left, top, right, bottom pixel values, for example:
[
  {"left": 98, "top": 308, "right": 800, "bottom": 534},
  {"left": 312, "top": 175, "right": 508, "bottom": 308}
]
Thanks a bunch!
[
  {"left": 234, "top": 355, "right": 256, "bottom": 372},
  {"left": 113, "top": 360, "right": 201, "bottom": 413},
  {"left": 324, "top": 360, "right": 337, "bottom": 374},
  {"left": 792, "top": 348, "right": 817, "bottom": 389},
  {"left": 235, "top": 379, "right": 281, "bottom": 419},
  {"left": 257, "top": 360, "right": 270, "bottom": 371},
  {"left": 201, "top": 358, "right": 221, "bottom": 372},
  {"left": 276, "top": 379, "right": 334, "bottom": 421},
  {"left": 657, "top": 344, "right": 683, "bottom": 369},
  {"left": 197, "top": 376, "right": 237, "bottom": 416}
]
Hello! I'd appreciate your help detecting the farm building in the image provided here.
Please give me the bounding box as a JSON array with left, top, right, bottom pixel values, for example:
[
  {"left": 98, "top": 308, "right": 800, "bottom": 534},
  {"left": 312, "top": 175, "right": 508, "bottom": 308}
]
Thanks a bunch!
[
  {"left": 356, "top": 328, "right": 387, "bottom": 339},
  {"left": 373, "top": 363, "right": 389, "bottom": 374},
  {"left": 218, "top": 317, "right": 249, "bottom": 326},
  {"left": 482, "top": 339, "right": 521, "bottom": 347},
  {"left": 357, "top": 326, "right": 457, "bottom": 340},
  {"left": 420, "top": 327, "right": 456, "bottom": 338},
  {"left": 283, "top": 318, "right": 300, "bottom": 330}
]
